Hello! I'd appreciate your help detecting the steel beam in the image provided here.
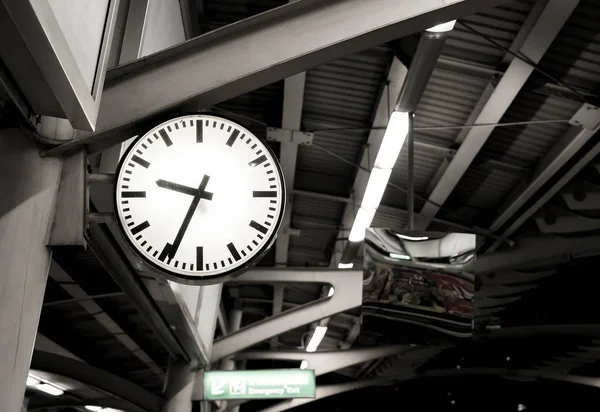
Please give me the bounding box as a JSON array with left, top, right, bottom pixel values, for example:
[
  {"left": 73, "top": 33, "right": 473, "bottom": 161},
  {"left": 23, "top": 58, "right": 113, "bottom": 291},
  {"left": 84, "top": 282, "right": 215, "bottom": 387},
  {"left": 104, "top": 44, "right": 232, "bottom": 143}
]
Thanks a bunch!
[
  {"left": 235, "top": 346, "right": 409, "bottom": 377},
  {"left": 270, "top": 285, "right": 285, "bottom": 348},
  {"left": 330, "top": 57, "right": 409, "bottom": 266},
  {"left": 414, "top": 0, "right": 579, "bottom": 229},
  {"left": 274, "top": 0, "right": 309, "bottom": 267},
  {"left": 43, "top": 0, "right": 508, "bottom": 157},
  {"left": 48, "top": 150, "right": 87, "bottom": 246},
  {"left": 28, "top": 398, "right": 146, "bottom": 412},
  {"left": 473, "top": 235, "right": 600, "bottom": 274},
  {"left": 87, "top": 224, "right": 207, "bottom": 365},
  {"left": 49, "top": 260, "right": 164, "bottom": 377},
  {"left": 210, "top": 269, "right": 363, "bottom": 362},
  {"left": 31, "top": 350, "right": 163, "bottom": 412},
  {"left": 487, "top": 119, "right": 600, "bottom": 250}
]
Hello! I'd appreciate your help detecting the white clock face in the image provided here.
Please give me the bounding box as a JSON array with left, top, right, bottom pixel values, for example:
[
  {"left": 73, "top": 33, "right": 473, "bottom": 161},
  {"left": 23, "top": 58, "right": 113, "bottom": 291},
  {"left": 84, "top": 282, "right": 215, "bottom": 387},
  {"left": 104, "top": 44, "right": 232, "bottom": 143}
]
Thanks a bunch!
[{"left": 114, "top": 114, "right": 286, "bottom": 284}]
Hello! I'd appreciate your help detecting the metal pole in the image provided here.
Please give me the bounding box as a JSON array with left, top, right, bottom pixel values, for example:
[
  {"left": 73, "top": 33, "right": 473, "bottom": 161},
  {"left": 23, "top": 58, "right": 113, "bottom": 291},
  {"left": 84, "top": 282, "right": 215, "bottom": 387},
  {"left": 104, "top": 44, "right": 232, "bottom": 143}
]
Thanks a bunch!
[{"left": 407, "top": 112, "right": 415, "bottom": 230}]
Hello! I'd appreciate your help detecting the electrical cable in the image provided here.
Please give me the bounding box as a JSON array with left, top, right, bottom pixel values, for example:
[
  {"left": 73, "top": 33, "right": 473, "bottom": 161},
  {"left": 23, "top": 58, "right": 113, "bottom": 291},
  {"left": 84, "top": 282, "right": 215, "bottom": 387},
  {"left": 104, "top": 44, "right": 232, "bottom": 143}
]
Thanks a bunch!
[
  {"left": 457, "top": 21, "right": 590, "bottom": 104},
  {"left": 309, "top": 142, "right": 507, "bottom": 242},
  {"left": 307, "top": 119, "right": 572, "bottom": 134}
]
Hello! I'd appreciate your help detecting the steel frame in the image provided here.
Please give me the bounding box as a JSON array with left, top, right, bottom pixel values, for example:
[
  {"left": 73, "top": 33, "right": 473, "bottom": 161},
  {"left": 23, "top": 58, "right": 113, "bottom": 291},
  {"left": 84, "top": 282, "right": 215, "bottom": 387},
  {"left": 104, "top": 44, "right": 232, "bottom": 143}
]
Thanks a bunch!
[
  {"left": 415, "top": 0, "right": 580, "bottom": 229},
  {"left": 42, "top": 0, "right": 508, "bottom": 157},
  {"left": 210, "top": 269, "right": 363, "bottom": 362}
]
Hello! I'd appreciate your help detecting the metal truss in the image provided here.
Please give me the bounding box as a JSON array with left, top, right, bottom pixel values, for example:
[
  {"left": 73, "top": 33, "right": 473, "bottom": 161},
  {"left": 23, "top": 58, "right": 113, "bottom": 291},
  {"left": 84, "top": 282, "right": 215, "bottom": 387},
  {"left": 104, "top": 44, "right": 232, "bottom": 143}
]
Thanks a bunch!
[
  {"left": 415, "top": 0, "right": 581, "bottom": 229},
  {"left": 210, "top": 269, "right": 363, "bottom": 362},
  {"left": 42, "top": 0, "right": 508, "bottom": 157},
  {"left": 31, "top": 350, "right": 163, "bottom": 412}
]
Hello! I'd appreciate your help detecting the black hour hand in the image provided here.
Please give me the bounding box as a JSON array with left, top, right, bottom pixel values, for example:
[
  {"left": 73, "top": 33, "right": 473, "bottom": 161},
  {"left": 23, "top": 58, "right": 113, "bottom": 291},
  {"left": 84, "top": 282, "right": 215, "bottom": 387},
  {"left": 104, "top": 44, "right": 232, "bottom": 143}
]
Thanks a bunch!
[{"left": 156, "top": 179, "right": 213, "bottom": 200}]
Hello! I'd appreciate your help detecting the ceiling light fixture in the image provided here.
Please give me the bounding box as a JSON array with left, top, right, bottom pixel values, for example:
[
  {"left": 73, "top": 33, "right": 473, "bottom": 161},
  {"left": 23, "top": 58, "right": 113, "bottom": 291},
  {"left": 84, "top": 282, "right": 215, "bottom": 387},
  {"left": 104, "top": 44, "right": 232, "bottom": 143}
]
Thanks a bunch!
[
  {"left": 36, "top": 383, "right": 64, "bottom": 396},
  {"left": 426, "top": 20, "right": 456, "bottom": 33},
  {"left": 340, "top": 20, "right": 456, "bottom": 264},
  {"left": 305, "top": 326, "right": 328, "bottom": 352}
]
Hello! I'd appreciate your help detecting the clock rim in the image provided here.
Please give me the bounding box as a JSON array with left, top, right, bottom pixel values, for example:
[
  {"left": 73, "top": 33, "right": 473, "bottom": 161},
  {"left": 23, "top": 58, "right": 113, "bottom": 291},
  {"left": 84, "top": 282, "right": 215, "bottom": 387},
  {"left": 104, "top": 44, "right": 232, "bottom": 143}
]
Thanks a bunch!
[{"left": 112, "top": 112, "right": 287, "bottom": 285}]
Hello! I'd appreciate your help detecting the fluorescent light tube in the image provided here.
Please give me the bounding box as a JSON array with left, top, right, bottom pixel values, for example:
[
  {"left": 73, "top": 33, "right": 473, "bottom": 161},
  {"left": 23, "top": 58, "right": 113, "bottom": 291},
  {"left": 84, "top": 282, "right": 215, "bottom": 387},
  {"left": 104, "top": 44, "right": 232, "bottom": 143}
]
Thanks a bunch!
[
  {"left": 306, "top": 326, "right": 327, "bottom": 352},
  {"left": 26, "top": 376, "right": 40, "bottom": 386},
  {"left": 348, "top": 207, "right": 375, "bottom": 242},
  {"left": 390, "top": 253, "right": 411, "bottom": 260},
  {"left": 337, "top": 262, "right": 353, "bottom": 269},
  {"left": 396, "top": 234, "right": 429, "bottom": 241},
  {"left": 373, "top": 111, "right": 410, "bottom": 169},
  {"left": 36, "top": 383, "right": 64, "bottom": 396},
  {"left": 85, "top": 407, "right": 103, "bottom": 412},
  {"left": 426, "top": 20, "right": 456, "bottom": 33},
  {"left": 361, "top": 167, "right": 392, "bottom": 210},
  {"left": 300, "top": 360, "right": 308, "bottom": 369}
]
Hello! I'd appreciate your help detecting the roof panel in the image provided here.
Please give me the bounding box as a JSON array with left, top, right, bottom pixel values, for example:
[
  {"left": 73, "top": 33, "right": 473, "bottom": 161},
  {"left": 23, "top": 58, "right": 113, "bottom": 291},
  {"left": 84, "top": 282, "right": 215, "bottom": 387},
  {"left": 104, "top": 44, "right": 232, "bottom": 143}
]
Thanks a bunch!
[
  {"left": 536, "top": 0, "right": 600, "bottom": 91},
  {"left": 442, "top": 0, "right": 534, "bottom": 66}
]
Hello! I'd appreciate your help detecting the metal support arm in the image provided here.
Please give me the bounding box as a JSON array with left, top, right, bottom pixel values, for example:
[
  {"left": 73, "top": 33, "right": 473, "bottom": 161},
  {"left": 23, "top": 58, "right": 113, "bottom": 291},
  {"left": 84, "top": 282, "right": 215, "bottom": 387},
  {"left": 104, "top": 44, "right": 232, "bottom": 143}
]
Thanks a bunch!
[
  {"left": 235, "top": 345, "right": 409, "bottom": 377},
  {"left": 43, "top": 0, "right": 508, "bottom": 156},
  {"left": 210, "top": 269, "right": 363, "bottom": 362}
]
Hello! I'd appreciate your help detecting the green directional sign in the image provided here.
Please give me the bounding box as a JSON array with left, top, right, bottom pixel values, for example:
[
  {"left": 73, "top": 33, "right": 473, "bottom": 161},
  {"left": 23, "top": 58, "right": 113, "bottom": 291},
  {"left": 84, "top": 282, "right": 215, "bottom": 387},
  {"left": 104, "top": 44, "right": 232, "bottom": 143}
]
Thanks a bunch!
[{"left": 204, "top": 369, "right": 316, "bottom": 400}]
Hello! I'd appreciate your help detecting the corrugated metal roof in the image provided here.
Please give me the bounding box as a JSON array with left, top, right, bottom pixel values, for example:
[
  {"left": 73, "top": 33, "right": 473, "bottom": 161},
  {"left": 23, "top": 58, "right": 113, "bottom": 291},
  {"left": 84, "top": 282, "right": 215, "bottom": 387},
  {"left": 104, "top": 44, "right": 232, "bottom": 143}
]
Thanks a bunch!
[
  {"left": 443, "top": 0, "right": 600, "bottom": 219},
  {"left": 534, "top": 0, "right": 600, "bottom": 91},
  {"left": 414, "top": 68, "right": 491, "bottom": 145},
  {"left": 443, "top": 0, "right": 533, "bottom": 66},
  {"left": 296, "top": 46, "right": 393, "bottom": 195}
]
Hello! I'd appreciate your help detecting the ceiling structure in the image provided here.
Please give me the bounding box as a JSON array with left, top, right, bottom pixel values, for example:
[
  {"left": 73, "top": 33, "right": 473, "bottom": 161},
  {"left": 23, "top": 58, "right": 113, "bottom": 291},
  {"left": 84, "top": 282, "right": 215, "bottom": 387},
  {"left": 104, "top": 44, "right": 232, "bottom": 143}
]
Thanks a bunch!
[{"left": 3, "top": 0, "right": 600, "bottom": 411}]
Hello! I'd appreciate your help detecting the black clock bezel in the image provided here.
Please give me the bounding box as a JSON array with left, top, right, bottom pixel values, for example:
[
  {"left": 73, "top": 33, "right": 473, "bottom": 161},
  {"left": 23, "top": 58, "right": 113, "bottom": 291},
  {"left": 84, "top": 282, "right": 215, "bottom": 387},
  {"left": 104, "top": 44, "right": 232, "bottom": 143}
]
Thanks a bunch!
[{"left": 113, "top": 112, "right": 287, "bottom": 285}]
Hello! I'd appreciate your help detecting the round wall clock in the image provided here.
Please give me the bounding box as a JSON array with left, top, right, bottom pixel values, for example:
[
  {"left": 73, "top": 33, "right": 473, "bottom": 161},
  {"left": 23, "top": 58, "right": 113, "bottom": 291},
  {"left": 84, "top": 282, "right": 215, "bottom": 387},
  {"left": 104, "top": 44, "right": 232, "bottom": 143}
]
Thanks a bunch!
[{"left": 113, "top": 114, "right": 286, "bottom": 284}]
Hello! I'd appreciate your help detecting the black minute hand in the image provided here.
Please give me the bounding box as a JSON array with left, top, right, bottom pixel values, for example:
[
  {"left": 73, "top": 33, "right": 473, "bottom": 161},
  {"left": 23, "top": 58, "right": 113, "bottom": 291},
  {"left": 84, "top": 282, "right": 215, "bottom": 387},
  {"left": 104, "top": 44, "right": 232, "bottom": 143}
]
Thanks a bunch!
[{"left": 158, "top": 175, "right": 212, "bottom": 262}]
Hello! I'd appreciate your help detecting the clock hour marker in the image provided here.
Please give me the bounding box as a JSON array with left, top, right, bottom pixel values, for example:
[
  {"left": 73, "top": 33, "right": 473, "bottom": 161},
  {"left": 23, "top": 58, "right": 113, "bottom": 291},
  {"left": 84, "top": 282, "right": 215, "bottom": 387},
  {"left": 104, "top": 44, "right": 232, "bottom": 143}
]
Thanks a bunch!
[
  {"left": 253, "top": 191, "right": 277, "bottom": 198},
  {"left": 196, "top": 247, "right": 203, "bottom": 271},
  {"left": 159, "top": 129, "right": 173, "bottom": 146},
  {"left": 249, "top": 155, "right": 267, "bottom": 167},
  {"left": 131, "top": 155, "right": 150, "bottom": 169},
  {"left": 196, "top": 120, "right": 203, "bottom": 143},
  {"left": 131, "top": 221, "right": 150, "bottom": 235},
  {"left": 226, "top": 129, "right": 240, "bottom": 147},
  {"left": 249, "top": 220, "right": 268, "bottom": 235},
  {"left": 122, "top": 191, "right": 146, "bottom": 198},
  {"left": 227, "top": 242, "right": 241, "bottom": 261}
]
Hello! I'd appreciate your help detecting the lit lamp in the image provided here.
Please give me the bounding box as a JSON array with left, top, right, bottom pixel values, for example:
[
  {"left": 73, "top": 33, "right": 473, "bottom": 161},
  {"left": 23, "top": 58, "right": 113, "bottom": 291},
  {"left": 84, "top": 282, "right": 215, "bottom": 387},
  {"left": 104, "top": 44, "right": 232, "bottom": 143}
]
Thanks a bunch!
[{"left": 338, "top": 20, "right": 456, "bottom": 268}]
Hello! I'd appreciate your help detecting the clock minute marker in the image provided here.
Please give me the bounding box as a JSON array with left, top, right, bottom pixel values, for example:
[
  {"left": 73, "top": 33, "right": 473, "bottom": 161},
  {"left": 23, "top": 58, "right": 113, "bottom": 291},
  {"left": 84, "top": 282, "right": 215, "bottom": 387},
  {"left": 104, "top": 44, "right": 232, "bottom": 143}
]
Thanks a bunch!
[
  {"left": 227, "top": 242, "right": 241, "bottom": 261},
  {"left": 131, "top": 221, "right": 150, "bottom": 235},
  {"left": 158, "top": 129, "right": 173, "bottom": 146},
  {"left": 226, "top": 129, "right": 240, "bottom": 147},
  {"left": 253, "top": 191, "right": 276, "bottom": 198},
  {"left": 122, "top": 191, "right": 146, "bottom": 198},
  {"left": 249, "top": 155, "right": 267, "bottom": 167},
  {"left": 196, "top": 247, "right": 203, "bottom": 271},
  {"left": 131, "top": 155, "right": 150, "bottom": 169},
  {"left": 249, "top": 220, "right": 268, "bottom": 235},
  {"left": 196, "top": 120, "right": 203, "bottom": 143}
]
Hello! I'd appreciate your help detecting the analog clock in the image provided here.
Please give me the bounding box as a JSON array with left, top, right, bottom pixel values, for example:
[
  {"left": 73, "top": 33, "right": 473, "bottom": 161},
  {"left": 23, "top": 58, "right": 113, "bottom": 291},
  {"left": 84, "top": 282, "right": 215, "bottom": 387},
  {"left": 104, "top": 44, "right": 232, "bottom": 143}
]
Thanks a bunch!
[{"left": 113, "top": 114, "right": 286, "bottom": 284}]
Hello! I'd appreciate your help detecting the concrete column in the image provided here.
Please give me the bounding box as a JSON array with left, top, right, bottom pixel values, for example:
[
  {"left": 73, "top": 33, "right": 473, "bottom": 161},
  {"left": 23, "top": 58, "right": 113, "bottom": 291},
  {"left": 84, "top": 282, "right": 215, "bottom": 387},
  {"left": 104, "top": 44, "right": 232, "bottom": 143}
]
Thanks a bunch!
[
  {"left": 162, "top": 361, "right": 196, "bottom": 412},
  {"left": 0, "top": 129, "right": 62, "bottom": 412}
]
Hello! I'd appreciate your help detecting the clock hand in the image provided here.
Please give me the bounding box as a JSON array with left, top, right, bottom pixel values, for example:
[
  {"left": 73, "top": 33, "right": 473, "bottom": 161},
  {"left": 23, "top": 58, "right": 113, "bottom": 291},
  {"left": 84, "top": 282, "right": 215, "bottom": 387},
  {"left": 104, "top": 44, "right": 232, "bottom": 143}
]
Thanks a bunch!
[
  {"left": 158, "top": 174, "right": 213, "bottom": 262},
  {"left": 156, "top": 179, "right": 214, "bottom": 200}
]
